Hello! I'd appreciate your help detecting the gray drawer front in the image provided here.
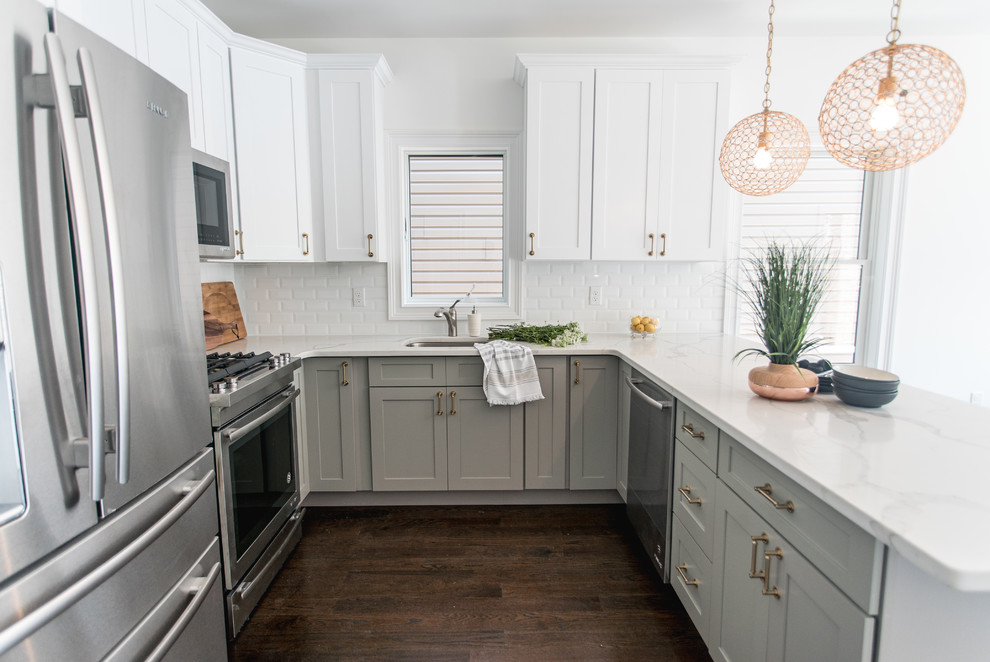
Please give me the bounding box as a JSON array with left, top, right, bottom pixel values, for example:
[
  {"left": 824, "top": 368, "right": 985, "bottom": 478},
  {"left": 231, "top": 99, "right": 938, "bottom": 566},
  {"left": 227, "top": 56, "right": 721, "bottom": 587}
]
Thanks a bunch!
[
  {"left": 675, "top": 403, "right": 718, "bottom": 471},
  {"left": 445, "top": 357, "right": 485, "bottom": 386},
  {"left": 673, "top": 440, "right": 716, "bottom": 558},
  {"left": 369, "top": 357, "right": 446, "bottom": 387},
  {"left": 670, "top": 516, "right": 712, "bottom": 645},
  {"left": 718, "top": 435, "right": 883, "bottom": 614}
]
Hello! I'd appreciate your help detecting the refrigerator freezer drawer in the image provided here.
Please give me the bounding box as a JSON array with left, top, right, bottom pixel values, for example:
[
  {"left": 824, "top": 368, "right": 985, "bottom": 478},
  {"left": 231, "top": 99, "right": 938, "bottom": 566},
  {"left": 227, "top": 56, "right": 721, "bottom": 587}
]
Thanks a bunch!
[{"left": 0, "top": 449, "right": 224, "bottom": 659}]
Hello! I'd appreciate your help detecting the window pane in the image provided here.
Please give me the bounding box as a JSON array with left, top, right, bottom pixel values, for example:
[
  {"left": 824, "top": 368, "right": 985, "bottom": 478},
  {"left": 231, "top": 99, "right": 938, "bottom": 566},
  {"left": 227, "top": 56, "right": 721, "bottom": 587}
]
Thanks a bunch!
[
  {"left": 408, "top": 155, "right": 504, "bottom": 299},
  {"left": 738, "top": 153, "right": 867, "bottom": 364}
]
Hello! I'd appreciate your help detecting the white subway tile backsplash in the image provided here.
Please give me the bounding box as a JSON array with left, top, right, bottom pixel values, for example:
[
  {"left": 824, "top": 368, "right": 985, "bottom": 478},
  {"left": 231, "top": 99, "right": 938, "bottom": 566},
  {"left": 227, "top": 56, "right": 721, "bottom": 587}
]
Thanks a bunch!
[{"left": 202, "top": 260, "right": 725, "bottom": 337}]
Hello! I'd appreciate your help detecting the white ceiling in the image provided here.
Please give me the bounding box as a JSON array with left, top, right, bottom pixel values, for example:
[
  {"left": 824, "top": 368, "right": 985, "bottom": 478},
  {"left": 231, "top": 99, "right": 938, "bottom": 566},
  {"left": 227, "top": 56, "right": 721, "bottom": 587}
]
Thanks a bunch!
[{"left": 198, "top": 0, "right": 990, "bottom": 40}]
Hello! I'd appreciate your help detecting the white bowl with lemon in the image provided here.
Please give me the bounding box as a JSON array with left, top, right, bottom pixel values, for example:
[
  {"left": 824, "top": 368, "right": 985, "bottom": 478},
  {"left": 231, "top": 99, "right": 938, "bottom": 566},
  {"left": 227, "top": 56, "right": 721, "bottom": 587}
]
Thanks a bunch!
[{"left": 629, "top": 315, "right": 659, "bottom": 338}]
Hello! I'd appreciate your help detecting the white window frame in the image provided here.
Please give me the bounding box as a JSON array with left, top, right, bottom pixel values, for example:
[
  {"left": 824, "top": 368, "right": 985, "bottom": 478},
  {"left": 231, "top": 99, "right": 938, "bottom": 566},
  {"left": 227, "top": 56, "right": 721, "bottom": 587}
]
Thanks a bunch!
[
  {"left": 722, "top": 156, "right": 904, "bottom": 368},
  {"left": 385, "top": 132, "right": 523, "bottom": 321}
]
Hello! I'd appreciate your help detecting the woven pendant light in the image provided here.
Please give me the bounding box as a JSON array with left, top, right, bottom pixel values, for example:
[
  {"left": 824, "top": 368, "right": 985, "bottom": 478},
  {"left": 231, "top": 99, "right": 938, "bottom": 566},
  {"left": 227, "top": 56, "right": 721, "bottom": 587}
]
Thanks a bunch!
[
  {"left": 819, "top": 0, "right": 966, "bottom": 171},
  {"left": 720, "top": 0, "right": 809, "bottom": 197}
]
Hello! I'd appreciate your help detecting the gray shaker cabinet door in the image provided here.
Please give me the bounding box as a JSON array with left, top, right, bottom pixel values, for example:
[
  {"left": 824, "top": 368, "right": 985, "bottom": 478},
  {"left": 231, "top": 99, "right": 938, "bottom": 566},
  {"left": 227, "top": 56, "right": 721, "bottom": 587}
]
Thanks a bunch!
[
  {"left": 568, "top": 356, "right": 618, "bottom": 490},
  {"left": 524, "top": 357, "right": 568, "bottom": 489},
  {"left": 304, "top": 358, "right": 366, "bottom": 491},
  {"left": 710, "top": 481, "right": 772, "bottom": 662},
  {"left": 370, "top": 387, "right": 447, "bottom": 490},
  {"left": 447, "top": 387, "right": 524, "bottom": 490},
  {"left": 710, "top": 481, "right": 874, "bottom": 662}
]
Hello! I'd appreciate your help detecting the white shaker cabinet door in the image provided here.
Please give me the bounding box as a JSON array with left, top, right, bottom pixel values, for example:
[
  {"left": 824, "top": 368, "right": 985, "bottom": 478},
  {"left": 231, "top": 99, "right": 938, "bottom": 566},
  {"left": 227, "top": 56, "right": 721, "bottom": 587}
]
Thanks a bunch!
[
  {"left": 318, "top": 67, "right": 387, "bottom": 262},
  {"left": 590, "top": 69, "right": 664, "bottom": 261},
  {"left": 523, "top": 66, "right": 594, "bottom": 260},
  {"left": 54, "top": 0, "right": 145, "bottom": 61},
  {"left": 229, "top": 47, "right": 314, "bottom": 261},
  {"left": 143, "top": 0, "right": 202, "bottom": 150},
  {"left": 657, "top": 69, "right": 730, "bottom": 261}
]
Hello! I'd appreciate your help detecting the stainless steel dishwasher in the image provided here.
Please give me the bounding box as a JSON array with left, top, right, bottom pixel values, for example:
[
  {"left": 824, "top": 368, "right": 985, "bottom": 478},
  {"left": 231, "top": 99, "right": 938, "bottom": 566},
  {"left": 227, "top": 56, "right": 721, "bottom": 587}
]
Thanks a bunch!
[{"left": 625, "top": 370, "right": 676, "bottom": 582}]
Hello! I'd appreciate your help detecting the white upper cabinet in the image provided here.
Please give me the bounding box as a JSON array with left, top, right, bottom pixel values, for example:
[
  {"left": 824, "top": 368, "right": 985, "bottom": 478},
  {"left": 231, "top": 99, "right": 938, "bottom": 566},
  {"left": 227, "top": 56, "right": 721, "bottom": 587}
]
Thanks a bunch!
[
  {"left": 591, "top": 69, "right": 664, "bottom": 261},
  {"left": 143, "top": 0, "right": 203, "bottom": 149},
  {"left": 516, "top": 56, "right": 731, "bottom": 262},
  {"left": 53, "top": 0, "right": 147, "bottom": 61},
  {"left": 229, "top": 46, "right": 314, "bottom": 261},
  {"left": 521, "top": 66, "right": 595, "bottom": 261},
  {"left": 314, "top": 58, "right": 393, "bottom": 262},
  {"left": 195, "top": 24, "right": 235, "bottom": 162},
  {"left": 657, "top": 69, "right": 730, "bottom": 261}
]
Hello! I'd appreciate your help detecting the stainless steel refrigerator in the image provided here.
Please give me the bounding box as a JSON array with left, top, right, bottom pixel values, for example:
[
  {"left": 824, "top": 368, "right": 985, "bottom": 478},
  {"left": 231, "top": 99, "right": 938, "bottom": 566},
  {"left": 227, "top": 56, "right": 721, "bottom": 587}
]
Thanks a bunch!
[{"left": 0, "top": 1, "right": 227, "bottom": 658}]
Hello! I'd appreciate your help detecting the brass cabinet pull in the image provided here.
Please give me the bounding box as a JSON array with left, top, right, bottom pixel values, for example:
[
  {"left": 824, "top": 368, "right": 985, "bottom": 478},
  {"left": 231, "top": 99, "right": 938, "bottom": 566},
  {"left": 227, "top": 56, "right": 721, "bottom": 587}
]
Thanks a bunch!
[
  {"left": 749, "top": 533, "right": 769, "bottom": 579},
  {"left": 302, "top": 232, "right": 310, "bottom": 256},
  {"left": 648, "top": 232, "right": 656, "bottom": 256},
  {"left": 341, "top": 361, "right": 349, "bottom": 386},
  {"left": 529, "top": 232, "right": 535, "bottom": 256},
  {"left": 367, "top": 234, "right": 374, "bottom": 258},
  {"left": 755, "top": 483, "right": 795, "bottom": 513},
  {"left": 678, "top": 486, "right": 702, "bottom": 506},
  {"left": 762, "top": 548, "right": 784, "bottom": 599},
  {"left": 680, "top": 423, "right": 705, "bottom": 440},
  {"left": 235, "top": 229, "right": 244, "bottom": 256},
  {"left": 660, "top": 232, "right": 667, "bottom": 256},
  {"left": 675, "top": 564, "right": 699, "bottom": 587},
  {"left": 436, "top": 391, "right": 444, "bottom": 416},
  {"left": 449, "top": 391, "right": 457, "bottom": 415},
  {"left": 573, "top": 359, "right": 580, "bottom": 384}
]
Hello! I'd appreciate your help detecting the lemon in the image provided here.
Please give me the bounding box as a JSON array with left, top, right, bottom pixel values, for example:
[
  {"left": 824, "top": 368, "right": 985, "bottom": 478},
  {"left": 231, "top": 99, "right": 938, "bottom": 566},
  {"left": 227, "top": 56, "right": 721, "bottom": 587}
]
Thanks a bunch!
[
  {"left": 631, "top": 316, "right": 642, "bottom": 326},
  {"left": 634, "top": 323, "right": 645, "bottom": 333},
  {"left": 645, "top": 323, "right": 656, "bottom": 333}
]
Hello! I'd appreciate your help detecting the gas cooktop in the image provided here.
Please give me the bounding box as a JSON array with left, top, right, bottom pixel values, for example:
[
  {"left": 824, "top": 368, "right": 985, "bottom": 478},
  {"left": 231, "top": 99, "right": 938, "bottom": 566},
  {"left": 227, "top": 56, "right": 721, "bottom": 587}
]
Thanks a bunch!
[{"left": 207, "top": 351, "right": 300, "bottom": 423}]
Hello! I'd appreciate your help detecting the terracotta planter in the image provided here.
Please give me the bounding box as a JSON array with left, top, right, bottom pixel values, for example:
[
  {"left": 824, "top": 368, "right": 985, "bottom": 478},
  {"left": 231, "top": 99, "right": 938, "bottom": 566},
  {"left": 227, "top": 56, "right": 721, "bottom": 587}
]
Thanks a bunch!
[{"left": 748, "top": 362, "right": 818, "bottom": 401}]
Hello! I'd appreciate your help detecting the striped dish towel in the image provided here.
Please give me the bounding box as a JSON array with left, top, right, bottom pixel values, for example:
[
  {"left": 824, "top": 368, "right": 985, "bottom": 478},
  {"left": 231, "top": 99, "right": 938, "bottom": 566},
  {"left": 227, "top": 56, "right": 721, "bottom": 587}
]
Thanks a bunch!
[{"left": 474, "top": 340, "right": 545, "bottom": 405}]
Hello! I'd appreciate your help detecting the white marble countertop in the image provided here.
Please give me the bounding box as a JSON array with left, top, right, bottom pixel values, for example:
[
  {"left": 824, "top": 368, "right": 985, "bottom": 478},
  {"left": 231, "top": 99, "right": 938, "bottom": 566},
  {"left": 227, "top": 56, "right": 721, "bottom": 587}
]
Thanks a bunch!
[{"left": 217, "top": 332, "right": 990, "bottom": 591}]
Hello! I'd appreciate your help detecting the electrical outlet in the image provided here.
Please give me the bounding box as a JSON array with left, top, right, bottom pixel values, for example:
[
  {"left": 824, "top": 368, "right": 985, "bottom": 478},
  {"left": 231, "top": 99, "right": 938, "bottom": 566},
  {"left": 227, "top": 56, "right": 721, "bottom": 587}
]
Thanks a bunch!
[
  {"left": 589, "top": 285, "right": 603, "bottom": 306},
  {"left": 971, "top": 392, "right": 985, "bottom": 406},
  {"left": 352, "top": 287, "right": 366, "bottom": 307}
]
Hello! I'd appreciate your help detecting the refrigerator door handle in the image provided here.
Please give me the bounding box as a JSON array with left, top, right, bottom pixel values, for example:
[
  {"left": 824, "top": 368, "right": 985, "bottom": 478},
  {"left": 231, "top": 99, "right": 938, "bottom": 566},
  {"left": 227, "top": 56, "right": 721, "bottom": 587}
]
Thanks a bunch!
[
  {"left": 0, "top": 469, "right": 215, "bottom": 655},
  {"left": 77, "top": 46, "right": 130, "bottom": 486},
  {"left": 145, "top": 562, "right": 221, "bottom": 662},
  {"left": 43, "top": 32, "right": 106, "bottom": 502}
]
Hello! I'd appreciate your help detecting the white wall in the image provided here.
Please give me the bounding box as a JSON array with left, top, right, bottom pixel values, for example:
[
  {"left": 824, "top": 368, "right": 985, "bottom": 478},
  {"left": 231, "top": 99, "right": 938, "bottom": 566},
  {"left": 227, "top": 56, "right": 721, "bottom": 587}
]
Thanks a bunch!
[{"left": 203, "top": 29, "right": 990, "bottom": 403}]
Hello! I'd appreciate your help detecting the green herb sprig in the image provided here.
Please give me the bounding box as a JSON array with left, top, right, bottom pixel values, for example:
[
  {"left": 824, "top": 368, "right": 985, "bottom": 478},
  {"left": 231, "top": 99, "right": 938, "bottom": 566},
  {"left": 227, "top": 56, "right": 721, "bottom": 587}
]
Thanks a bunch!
[{"left": 487, "top": 322, "right": 588, "bottom": 347}]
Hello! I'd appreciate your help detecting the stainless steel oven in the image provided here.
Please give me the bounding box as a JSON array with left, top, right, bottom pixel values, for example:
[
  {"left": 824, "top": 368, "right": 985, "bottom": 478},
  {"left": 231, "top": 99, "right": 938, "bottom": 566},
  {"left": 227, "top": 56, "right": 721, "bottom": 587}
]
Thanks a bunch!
[{"left": 209, "top": 352, "right": 304, "bottom": 637}]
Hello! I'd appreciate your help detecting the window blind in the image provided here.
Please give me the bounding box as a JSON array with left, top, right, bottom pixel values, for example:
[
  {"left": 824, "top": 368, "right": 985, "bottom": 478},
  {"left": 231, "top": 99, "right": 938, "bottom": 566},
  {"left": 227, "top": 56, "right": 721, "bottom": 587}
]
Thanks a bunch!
[
  {"left": 738, "top": 152, "right": 867, "bottom": 363},
  {"left": 408, "top": 155, "right": 504, "bottom": 299}
]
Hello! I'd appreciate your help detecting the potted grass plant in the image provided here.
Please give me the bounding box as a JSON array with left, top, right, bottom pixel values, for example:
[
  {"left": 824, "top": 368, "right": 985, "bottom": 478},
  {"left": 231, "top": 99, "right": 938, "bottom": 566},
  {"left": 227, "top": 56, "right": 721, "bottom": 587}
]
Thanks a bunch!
[{"left": 735, "top": 240, "right": 834, "bottom": 401}]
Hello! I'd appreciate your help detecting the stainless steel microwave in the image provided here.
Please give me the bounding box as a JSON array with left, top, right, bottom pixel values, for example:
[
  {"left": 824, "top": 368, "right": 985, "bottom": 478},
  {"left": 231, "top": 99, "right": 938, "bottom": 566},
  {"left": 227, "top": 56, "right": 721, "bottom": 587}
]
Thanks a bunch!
[{"left": 192, "top": 149, "right": 235, "bottom": 259}]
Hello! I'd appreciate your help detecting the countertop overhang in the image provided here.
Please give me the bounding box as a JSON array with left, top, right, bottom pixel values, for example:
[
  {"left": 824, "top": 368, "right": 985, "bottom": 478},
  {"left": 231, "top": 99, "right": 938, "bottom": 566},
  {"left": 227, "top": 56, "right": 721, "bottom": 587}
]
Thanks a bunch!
[{"left": 217, "top": 332, "right": 990, "bottom": 592}]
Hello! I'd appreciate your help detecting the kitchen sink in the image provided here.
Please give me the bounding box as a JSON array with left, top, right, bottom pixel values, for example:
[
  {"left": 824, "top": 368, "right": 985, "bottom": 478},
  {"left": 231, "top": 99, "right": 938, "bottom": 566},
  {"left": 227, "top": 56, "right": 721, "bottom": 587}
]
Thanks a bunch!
[{"left": 403, "top": 337, "right": 483, "bottom": 347}]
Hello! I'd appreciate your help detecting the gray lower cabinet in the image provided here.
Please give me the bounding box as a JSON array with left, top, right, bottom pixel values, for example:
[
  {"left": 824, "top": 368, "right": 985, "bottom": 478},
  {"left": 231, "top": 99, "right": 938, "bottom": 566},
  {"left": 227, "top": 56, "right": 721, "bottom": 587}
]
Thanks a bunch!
[
  {"left": 303, "top": 357, "right": 367, "bottom": 491},
  {"left": 368, "top": 357, "right": 524, "bottom": 491},
  {"left": 616, "top": 361, "right": 632, "bottom": 499},
  {"left": 524, "top": 357, "right": 568, "bottom": 489},
  {"left": 369, "top": 386, "right": 447, "bottom": 490},
  {"left": 709, "top": 481, "right": 875, "bottom": 662},
  {"left": 569, "top": 356, "right": 619, "bottom": 489}
]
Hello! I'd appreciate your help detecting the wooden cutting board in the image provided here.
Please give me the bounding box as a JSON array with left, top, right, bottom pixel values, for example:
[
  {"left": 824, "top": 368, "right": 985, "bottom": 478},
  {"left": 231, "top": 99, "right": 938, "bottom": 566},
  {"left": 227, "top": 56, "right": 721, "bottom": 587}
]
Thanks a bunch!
[{"left": 202, "top": 281, "right": 246, "bottom": 350}]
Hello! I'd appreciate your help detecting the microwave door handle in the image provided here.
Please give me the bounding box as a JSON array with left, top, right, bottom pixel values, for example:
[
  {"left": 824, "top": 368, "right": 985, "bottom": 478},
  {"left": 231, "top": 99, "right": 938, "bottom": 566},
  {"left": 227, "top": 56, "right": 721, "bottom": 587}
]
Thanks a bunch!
[
  {"left": 77, "top": 46, "right": 129, "bottom": 486},
  {"left": 43, "top": 33, "right": 106, "bottom": 501}
]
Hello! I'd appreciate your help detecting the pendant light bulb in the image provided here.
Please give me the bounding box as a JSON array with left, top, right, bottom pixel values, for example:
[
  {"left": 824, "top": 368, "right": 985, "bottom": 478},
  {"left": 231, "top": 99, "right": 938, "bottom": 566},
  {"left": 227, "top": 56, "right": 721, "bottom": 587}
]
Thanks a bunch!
[
  {"left": 868, "top": 97, "right": 899, "bottom": 132},
  {"left": 753, "top": 133, "right": 774, "bottom": 170}
]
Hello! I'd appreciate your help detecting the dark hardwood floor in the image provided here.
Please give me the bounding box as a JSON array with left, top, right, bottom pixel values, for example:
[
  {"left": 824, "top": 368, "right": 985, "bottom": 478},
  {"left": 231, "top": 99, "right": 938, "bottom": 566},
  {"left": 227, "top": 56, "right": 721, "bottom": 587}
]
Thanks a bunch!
[{"left": 228, "top": 505, "right": 712, "bottom": 661}]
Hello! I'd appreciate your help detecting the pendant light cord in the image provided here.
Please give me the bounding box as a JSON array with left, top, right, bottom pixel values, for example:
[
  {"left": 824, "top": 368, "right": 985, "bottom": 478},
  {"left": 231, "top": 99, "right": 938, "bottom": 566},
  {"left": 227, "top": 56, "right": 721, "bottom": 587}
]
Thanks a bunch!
[
  {"left": 887, "top": 0, "right": 902, "bottom": 46},
  {"left": 761, "top": 0, "right": 775, "bottom": 134}
]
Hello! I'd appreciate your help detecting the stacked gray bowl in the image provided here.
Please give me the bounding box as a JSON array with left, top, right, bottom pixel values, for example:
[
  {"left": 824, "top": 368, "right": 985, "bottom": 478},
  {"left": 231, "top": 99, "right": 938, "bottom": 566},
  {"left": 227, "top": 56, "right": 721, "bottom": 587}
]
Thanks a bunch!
[{"left": 831, "top": 365, "right": 900, "bottom": 407}]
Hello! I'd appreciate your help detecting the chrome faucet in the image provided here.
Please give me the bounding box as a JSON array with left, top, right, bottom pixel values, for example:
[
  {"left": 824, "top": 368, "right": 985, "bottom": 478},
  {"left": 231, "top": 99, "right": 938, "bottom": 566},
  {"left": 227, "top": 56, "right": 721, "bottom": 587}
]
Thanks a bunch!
[{"left": 434, "top": 298, "right": 461, "bottom": 336}]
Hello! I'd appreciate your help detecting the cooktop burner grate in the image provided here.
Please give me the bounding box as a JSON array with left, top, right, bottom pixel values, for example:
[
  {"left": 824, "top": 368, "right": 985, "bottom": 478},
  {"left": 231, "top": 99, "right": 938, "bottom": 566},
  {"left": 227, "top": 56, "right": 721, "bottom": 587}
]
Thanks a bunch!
[{"left": 206, "top": 351, "right": 273, "bottom": 386}]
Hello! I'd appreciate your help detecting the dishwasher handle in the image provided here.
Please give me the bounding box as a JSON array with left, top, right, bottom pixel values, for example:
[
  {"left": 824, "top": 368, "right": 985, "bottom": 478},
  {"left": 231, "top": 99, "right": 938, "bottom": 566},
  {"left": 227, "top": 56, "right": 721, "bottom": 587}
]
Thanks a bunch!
[{"left": 625, "top": 375, "right": 674, "bottom": 411}]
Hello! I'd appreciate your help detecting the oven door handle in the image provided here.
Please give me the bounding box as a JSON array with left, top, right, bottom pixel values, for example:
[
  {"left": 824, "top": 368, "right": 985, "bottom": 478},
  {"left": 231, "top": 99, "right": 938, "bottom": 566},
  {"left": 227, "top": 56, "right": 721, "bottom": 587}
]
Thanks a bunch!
[{"left": 222, "top": 388, "right": 300, "bottom": 444}]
